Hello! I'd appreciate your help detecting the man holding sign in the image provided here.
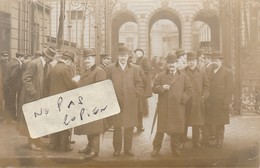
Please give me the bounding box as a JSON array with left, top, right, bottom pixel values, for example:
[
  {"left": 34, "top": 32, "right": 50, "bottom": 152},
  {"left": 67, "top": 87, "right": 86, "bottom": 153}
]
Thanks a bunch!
[
  {"left": 74, "top": 48, "right": 107, "bottom": 158},
  {"left": 106, "top": 46, "right": 144, "bottom": 157}
]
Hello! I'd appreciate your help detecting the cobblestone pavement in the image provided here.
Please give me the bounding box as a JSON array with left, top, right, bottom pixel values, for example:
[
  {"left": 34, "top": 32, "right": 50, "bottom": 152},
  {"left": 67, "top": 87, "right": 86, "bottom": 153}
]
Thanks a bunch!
[{"left": 0, "top": 95, "right": 259, "bottom": 167}]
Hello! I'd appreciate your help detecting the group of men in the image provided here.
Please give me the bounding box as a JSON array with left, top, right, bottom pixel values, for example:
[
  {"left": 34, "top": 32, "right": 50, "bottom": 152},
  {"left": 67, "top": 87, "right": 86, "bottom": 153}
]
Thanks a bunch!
[
  {"left": 0, "top": 44, "right": 233, "bottom": 159},
  {"left": 151, "top": 49, "right": 234, "bottom": 157}
]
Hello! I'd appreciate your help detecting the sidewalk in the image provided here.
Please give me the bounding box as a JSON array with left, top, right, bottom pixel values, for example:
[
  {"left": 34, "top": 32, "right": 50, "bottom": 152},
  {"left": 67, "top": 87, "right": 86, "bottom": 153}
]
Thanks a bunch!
[{"left": 0, "top": 96, "right": 259, "bottom": 167}]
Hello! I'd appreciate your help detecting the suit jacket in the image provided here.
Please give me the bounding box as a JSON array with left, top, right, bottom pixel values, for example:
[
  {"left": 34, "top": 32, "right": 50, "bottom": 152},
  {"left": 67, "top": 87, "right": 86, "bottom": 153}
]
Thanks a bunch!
[
  {"left": 74, "top": 64, "right": 107, "bottom": 135},
  {"left": 106, "top": 62, "right": 144, "bottom": 127}
]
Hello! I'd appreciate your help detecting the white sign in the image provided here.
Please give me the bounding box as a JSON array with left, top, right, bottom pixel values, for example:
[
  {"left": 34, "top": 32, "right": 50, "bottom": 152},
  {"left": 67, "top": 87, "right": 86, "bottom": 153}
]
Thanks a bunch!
[{"left": 22, "top": 80, "right": 120, "bottom": 139}]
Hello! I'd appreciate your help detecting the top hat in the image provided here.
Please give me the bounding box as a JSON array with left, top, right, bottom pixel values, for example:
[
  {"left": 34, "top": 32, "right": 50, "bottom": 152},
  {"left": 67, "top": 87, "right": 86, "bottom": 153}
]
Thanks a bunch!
[
  {"left": 211, "top": 52, "right": 224, "bottom": 59},
  {"left": 118, "top": 46, "right": 130, "bottom": 54},
  {"left": 16, "top": 52, "right": 25, "bottom": 58},
  {"left": 175, "top": 49, "right": 187, "bottom": 58},
  {"left": 1, "top": 51, "right": 8, "bottom": 56},
  {"left": 166, "top": 52, "right": 178, "bottom": 63},
  {"left": 134, "top": 48, "right": 144, "bottom": 56},
  {"left": 63, "top": 49, "right": 75, "bottom": 61},
  {"left": 83, "top": 48, "right": 96, "bottom": 58},
  {"left": 187, "top": 51, "right": 198, "bottom": 60},
  {"left": 43, "top": 46, "right": 56, "bottom": 60}
]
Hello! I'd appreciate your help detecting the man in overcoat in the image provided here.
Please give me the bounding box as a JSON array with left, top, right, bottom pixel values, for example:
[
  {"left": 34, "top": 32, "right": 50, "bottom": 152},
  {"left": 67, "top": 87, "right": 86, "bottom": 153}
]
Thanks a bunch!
[
  {"left": 74, "top": 48, "right": 107, "bottom": 158},
  {"left": 175, "top": 48, "right": 187, "bottom": 70},
  {"left": 204, "top": 52, "right": 233, "bottom": 149},
  {"left": 48, "top": 49, "right": 78, "bottom": 152},
  {"left": 183, "top": 51, "right": 209, "bottom": 148},
  {"left": 106, "top": 46, "right": 144, "bottom": 157},
  {"left": 134, "top": 48, "right": 152, "bottom": 132},
  {"left": 99, "top": 53, "right": 111, "bottom": 71},
  {"left": 151, "top": 52, "right": 192, "bottom": 157},
  {"left": 19, "top": 46, "right": 56, "bottom": 151},
  {"left": 4, "top": 52, "right": 25, "bottom": 122}
]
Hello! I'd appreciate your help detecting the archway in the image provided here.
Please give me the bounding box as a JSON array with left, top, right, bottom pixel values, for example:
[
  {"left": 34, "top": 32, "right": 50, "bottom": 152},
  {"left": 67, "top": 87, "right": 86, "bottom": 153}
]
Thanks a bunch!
[
  {"left": 148, "top": 8, "right": 182, "bottom": 58},
  {"left": 193, "top": 9, "right": 220, "bottom": 52},
  {"left": 111, "top": 10, "right": 137, "bottom": 61}
]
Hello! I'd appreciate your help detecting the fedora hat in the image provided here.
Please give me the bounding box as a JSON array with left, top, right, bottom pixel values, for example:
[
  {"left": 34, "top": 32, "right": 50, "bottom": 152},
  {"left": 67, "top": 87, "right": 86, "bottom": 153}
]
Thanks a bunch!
[
  {"left": 187, "top": 51, "right": 198, "bottom": 60},
  {"left": 83, "top": 48, "right": 96, "bottom": 58},
  {"left": 43, "top": 46, "right": 56, "bottom": 59},
  {"left": 166, "top": 52, "right": 178, "bottom": 63},
  {"left": 63, "top": 49, "right": 75, "bottom": 61},
  {"left": 175, "top": 49, "right": 187, "bottom": 58},
  {"left": 100, "top": 53, "right": 110, "bottom": 58},
  {"left": 118, "top": 46, "right": 130, "bottom": 54},
  {"left": 211, "top": 51, "right": 224, "bottom": 59}
]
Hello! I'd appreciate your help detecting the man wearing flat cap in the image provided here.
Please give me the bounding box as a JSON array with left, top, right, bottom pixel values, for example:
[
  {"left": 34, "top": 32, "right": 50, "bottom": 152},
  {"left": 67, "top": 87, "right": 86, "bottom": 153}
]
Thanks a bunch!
[
  {"left": 175, "top": 48, "right": 187, "bottom": 70},
  {"left": 151, "top": 52, "right": 192, "bottom": 157},
  {"left": 99, "top": 53, "right": 111, "bottom": 71},
  {"left": 74, "top": 48, "right": 106, "bottom": 159},
  {"left": 4, "top": 52, "right": 25, "bottom": 123},
  {"left": 19, "top": 45, "right": 56, "bottom": 151},
  {"left": 106, "top": 46, "right": 144, "bottom": 157},
  {"left": 203, "top": 52, "right": 233, "bottom": 149},
  {"left": 48, "top": 49, "right": 78, "bottom": 152},
  {"left": 182, "top": 51, "right": 209, "bottom": 149}
]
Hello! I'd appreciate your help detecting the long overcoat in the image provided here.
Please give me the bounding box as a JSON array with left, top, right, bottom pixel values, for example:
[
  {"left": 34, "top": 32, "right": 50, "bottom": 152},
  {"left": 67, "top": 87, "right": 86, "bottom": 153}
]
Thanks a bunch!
[
  {"left": 106, "top": 62, "right": 144, "bottom": 127},
  {"left": 184, "top": 67, "right": 209, "bottom": 126},
  {"left": 19, "top": 58, "right": 46, "bottom": 137},
  {"left": 153, "top": 70, "right": 192, "bottom": 133},
  {"left": 205, "top": 66, "right": 233, "bottom": 125},
  {"left": 74, "top": 64, "right": 106, "bottom": 135}
]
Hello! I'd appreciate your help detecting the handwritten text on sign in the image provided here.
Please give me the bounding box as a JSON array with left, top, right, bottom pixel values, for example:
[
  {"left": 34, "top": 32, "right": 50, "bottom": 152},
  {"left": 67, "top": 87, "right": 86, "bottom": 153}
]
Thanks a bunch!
[{"left": 22, "top": 80, "right": 120, "bottom": 139}]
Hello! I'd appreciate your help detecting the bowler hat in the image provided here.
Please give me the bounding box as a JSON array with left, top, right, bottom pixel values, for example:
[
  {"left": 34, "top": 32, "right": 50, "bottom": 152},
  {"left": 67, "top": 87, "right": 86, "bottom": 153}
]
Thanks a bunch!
[
  {"left": 118, "top": 46, "right": 130, "bottom": 53},
  {"left": 187, "top": 51, "right": 198, "bottom": 60},
  {"left": 83, "top": 48, "right": 96, "bottom": 57},
  {"left": 16, "top": 52, "right": 25, "bottom": 58},
  {"left": 63, "top": 49, "right": 75, "bottom": 61},
  {"left": 100, "top": 53, "right": 109, "bottom": 58},
  {"left": 166, "top": 52, "right": 177, "bottom": 63},
  {"left": 43, "top": 46, "right": 56, "bottom": 60},
  {"left": 175, "top": 49, "right": 187, "bottom": 58},
  {"left": 211, "top": 52, "right": 224, "bottom": 59},
  {"left": 134, "top": 48, "right": 144, "bottom": 55}
]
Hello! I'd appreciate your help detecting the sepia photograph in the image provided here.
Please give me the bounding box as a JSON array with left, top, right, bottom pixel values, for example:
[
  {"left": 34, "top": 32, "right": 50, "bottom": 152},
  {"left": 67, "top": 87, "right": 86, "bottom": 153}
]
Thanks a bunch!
[{"left": 0, "top": 0, "right": 259, "bottom": 167}]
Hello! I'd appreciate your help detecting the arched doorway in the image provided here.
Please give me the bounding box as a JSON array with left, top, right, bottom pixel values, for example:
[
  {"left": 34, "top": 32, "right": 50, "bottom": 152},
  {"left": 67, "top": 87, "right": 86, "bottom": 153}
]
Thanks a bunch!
[
  {"left": 148, "top": 8, "right": 182, "bottom": 59},
  {"left": 193, "top": 9, "right": 220, "bottom": 52},
  {"left": 111, "top": 11, "right": 137, "bottom": 61}
]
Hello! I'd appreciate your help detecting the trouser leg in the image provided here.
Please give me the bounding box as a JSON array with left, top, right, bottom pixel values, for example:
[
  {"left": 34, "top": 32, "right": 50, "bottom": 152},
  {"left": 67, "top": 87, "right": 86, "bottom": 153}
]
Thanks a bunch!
[
  {"left": 152, "top": 132, "right": 164, "bottom": 151},
  {"left": 137, "top": 111, "right": 143, "bottom": 130},
  {"left": 180, "top": 125, "right": 188, "bottom": 143},
  {"left": 88, "top": 134, "right": 100, "bottom": 154},
  {"left": 215, "top": 125, "right": 225, "bottom": 142},
  {"left": 192, "top": 126, "right": 200, "bottom": 145},
  {"left": 171, "top": 133, "right": 181, "bottom": 153},
  {"left": 59, "top": 130, "right": 70, "bottom": 152},
  {"left": 124, "top": 127, "right": 134, "bottom": 152},
  {"left": 113, "top": 126, "right": 122, "bottom": 152}
]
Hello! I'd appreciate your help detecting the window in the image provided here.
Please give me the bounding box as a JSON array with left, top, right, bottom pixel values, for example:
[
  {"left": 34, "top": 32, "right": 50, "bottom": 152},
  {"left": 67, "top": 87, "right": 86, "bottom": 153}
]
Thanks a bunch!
[{"left": 70, "top": 11, "right": 83, "bottom": 20}]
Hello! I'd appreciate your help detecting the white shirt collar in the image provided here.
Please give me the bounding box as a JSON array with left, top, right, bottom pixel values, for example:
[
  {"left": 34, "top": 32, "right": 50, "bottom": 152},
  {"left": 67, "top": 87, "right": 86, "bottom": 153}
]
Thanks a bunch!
[
  {"left": 214, "top": 65, "right": 222, "bottom": 73},
  {"left": 39, "top": 56, "right": 46, "bottom": 67},
  {"left": 119, "top": 61, "right": 127, "bottom": 70},
  {"left": 15, "top": 58, "right": 22, "bottom": 66}
]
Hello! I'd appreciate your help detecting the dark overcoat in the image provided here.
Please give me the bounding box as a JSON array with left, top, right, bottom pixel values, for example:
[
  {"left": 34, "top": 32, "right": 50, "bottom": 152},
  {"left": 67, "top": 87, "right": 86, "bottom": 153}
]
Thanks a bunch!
[
  {"left": 153, "top": 70, "right": 192, "bottom": 133},
  {"left": 205, "top": 66, "right": 234, "bottom": 125},
  {"left": 19, "top": 58, "right": 47, "bottom": 136},
  {"left": 184, "top": 67, "right": 209, "bottom": 126},
  {"left": 74, "top": 64, "right": 107, "bottom": 135},
  {"left": 106, "top": 62, "right": 144, "bottom": 127}
]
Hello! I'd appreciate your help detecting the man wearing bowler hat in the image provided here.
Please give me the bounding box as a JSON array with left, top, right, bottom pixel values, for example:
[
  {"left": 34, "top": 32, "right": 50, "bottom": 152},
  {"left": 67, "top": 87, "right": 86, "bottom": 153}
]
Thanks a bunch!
[
  {"left": 19, "top": 45, "right": 56, "bottom": 151},
  {"left": 106, "top": 46, "right": 144, "bottom": 157},
  {"left": 203, "top": 52, "right": 233, "bottom": 149},
  {"left": 4, "top": 52, "right": 25, "bottom": 122},
  {"left": 74, "top": 48, "right": 106, "bottom": 158},
  {"left": 151, "top": 52, "right": 192, "bottom": 157},
  {"left": 183, "top": 51, "right": 209, "bottom": 149},
  {"left": 48, "top": 49, "right": 78, "bottom": 152},
  {"left": 99, "top": 53, "right": 111, "bottom": 71},
  {"left": 175, "top": 48, "right": 187, "bottom": 70}
]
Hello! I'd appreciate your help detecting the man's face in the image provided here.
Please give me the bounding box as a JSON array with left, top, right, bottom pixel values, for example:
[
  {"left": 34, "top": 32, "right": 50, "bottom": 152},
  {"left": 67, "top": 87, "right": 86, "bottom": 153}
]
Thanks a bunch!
[
  {"left": 135, "top": 51, "right": 143, "bottom": 58},
  {"left": 102, "top": 56, "right": 111, "bottom": 66},
  {"left": 177, "top": 55, "right": 187, "bottom": 70},
  {"left": 198, "top": 56, "right": 205, "bottom": 68},
  {"left": 187, "top": 59, "right": 197, "bottom": 70},
  {"left": 118, "top": 52, "right": 129, "bottom": 65},
  {"left": 84, "top": 56, "right": 95, "bottom": 68},
  {"left": 166, "top": 61, "right": 178, "bottom": 72},
  {"left": 19, "top": 57, "right": 25, "bottom": 62},
  {"left": 211, "top": 59, "right": 222, "bottom": 69}
]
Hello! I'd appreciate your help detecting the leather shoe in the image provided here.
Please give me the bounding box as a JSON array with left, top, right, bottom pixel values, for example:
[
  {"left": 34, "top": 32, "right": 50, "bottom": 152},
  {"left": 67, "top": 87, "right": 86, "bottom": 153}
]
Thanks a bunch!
[
  {"left": 29, "top": 143, "right": 42, "bottom": 151},
  {"left": 124, "top": 150, "right": 134, "bottom": 157},
  {"left": 151, "top": 150, "right": 159, "bottom": 157},
  {"left": 85, "top": 151, "right": 98, "bottom": 159},
  {"left": 113, "top": 151, "right": 120, "bottom": 156},
  {"left": 79, "top": 147, "right": 91, "bottom": 154}
]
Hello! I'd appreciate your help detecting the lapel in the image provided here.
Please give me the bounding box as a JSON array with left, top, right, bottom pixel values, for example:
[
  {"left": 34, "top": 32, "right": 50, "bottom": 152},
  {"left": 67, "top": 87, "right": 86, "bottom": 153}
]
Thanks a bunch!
[
  {"left": 81, "top": 64, "right": 96, "bottom": 79},
  {"left": 166, "top": 69, "right": 180, "bottom": 85}
]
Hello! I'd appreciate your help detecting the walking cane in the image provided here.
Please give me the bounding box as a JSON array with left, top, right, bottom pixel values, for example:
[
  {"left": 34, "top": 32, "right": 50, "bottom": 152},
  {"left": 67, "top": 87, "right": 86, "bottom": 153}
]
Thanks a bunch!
[{"left": 150, "top": 105, "right": 158, "bottom": 139}]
